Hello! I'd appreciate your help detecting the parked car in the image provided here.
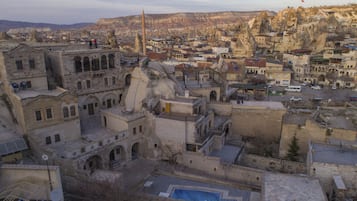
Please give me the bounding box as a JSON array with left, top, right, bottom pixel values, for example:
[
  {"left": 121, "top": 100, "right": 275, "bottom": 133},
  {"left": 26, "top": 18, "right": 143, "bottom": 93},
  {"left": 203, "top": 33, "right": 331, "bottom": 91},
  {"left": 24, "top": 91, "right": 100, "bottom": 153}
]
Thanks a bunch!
[
  {"left": 290, "top": 96, "right": 303, "bottom": 102},
  {"left": 311, "top": 85, "right": 321, "bottom": 90}
]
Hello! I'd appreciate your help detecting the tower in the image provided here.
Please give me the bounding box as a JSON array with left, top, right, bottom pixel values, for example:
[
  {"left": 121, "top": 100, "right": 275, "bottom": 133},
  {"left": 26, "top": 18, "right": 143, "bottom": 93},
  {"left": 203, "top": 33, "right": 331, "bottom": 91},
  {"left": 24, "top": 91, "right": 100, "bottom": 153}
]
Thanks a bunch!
[{"left": 141, "top": 10, "right": 147, "bottom": 56}]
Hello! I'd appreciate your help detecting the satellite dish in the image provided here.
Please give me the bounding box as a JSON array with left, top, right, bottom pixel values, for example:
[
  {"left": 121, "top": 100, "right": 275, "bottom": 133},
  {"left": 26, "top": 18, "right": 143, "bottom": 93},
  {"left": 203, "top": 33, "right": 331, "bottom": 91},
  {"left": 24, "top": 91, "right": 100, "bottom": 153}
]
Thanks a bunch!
[{"left": 42, "top": 154, "right": 48, "bottom": 161}]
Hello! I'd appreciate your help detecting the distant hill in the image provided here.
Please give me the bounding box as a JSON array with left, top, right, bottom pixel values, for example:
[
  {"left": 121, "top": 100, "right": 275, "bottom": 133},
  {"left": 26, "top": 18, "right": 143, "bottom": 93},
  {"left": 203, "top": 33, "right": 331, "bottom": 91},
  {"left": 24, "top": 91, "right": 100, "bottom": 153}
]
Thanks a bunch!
[
  {"left": 0, "top": 20, "right": 93, "bottom": 32},
  {"left": 88, "top": 11, "right": 276, "bottom": 33}
]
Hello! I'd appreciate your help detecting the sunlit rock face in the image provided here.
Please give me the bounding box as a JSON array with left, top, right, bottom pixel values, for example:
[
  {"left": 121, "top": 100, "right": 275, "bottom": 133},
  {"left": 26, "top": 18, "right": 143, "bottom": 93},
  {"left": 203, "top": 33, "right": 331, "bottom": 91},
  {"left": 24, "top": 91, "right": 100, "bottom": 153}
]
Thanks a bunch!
[{"left": 125, "top": 63, "right": 177, "bottom": 112}]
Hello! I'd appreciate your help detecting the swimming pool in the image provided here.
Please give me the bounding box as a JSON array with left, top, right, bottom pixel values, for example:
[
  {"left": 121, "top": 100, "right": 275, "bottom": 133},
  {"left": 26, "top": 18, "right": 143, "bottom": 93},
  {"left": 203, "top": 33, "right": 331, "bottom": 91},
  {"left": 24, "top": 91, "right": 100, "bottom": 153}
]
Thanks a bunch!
[{"left": 171, "top": 189, "right": 221, "bottom": 201}]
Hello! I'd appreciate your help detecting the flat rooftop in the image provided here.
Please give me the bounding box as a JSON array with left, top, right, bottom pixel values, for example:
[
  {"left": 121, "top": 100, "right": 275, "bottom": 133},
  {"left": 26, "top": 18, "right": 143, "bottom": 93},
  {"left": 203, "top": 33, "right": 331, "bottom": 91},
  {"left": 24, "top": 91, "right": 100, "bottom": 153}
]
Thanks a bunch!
[
  {"left": 161, "top": 96, "right": 201, "bottom": 105},
  {"left": 283, "top": 113, "right": 310, "bottom": 125},
  {"left": 158, "top": 112, "right": 202, "bottom": 122},
  {"left": 102, "top": 106, "right": 145, "bottom": 122},
  {"left": 263, "top": 173, "right": 326, "bottom": 201},
  {"left": 326, "top": 115, "right": 356, "bottom": 130},
  {"left": 311, "top": 142, "right": 357, "bottom": 166},
  {"left": 14, "top": 88, "right": 67, "bottom": 100},
  {"left": 232, "top": 101, "right": 286, "bottom": 110},
  {"left": 178, "top": 80, "right": 220, "bottom": 89},
  {"left": 209, "top": 145, "right": 242, "bottom": 164}
]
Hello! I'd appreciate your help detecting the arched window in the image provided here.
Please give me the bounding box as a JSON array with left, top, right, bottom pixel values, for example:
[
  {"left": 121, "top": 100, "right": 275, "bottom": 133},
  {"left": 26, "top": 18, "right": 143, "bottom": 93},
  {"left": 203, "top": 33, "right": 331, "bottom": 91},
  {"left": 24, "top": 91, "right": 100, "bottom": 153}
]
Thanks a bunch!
[
  {"left": 74, "top": 56, "right": 82, "bottom": 73},
  {"left": 83, "top": 57, "right": 90, "bottom": 71},
  {"left": 77, "top": 81, "right": 82, "bottom": 90},
  {"left": 210, "top": 90, "right": 217, "bottom": 101},
  {"left": 63, "top": 107, "right": 69, "bottom": 118},
  {"left": 109, "top": 54, "right": 115, "bottom": 68},
  {"left": 70, "top": 105, "right": 76, "bottom": 116},
  {"left": 92, "top": 58, "right": 100, "bottom": 71},
  {"left": 125, "top": 74, "right": 131, "bottom": 86},
  {"left": 101, "top": 55, "right": 107, "bottom": 69}
]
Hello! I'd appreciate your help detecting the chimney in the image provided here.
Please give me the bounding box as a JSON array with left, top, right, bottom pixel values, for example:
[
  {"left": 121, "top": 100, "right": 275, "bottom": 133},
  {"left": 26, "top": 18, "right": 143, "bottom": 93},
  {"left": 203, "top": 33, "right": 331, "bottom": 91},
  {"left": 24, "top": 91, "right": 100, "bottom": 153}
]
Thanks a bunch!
[{"left": 141, "top": 10, "right": 147, "bottom": 56}]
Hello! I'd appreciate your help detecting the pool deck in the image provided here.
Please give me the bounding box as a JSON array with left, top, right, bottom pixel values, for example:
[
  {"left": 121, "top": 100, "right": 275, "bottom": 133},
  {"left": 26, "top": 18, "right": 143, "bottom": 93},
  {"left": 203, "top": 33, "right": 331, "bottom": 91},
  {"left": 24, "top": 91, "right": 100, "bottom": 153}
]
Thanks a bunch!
[
  {"left": 113, "top": 159, "right": 260, "bottom": 201},
  {"left": 140, "top": 174, "right": 253, "bottom": 201}
]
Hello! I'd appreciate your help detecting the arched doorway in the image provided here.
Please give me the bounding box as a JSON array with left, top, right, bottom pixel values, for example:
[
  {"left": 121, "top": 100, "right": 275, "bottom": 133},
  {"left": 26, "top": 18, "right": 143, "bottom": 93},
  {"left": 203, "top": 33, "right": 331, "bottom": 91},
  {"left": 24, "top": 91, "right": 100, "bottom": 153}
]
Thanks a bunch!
[
  {"left": 109, "top": 145, "right": 126, "bottom": 168},
  {"left": 210, "top": 90, "right": 217, "bottom": 101},
  {"left": 84, "top": 155, "right": 102, "bottom": 173},
  {"left": 318, "top": 75, "right": 325, "bottom": 82},
  {"left": 103, "top": 116, "right": 107, "bottom": 127},
  {"left": 125, "top": 74, "right": 131, "bottom": 86},
  {"left": 131, "top": 142, "right": 139, "bottom": 160}
]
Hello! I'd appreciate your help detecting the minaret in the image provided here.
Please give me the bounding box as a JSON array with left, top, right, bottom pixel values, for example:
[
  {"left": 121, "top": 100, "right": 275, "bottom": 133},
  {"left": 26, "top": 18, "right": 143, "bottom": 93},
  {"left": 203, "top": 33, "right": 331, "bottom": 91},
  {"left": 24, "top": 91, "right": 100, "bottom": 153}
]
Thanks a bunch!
[{"left": 141, "top": 10, "right": 147, "bottom": 56}]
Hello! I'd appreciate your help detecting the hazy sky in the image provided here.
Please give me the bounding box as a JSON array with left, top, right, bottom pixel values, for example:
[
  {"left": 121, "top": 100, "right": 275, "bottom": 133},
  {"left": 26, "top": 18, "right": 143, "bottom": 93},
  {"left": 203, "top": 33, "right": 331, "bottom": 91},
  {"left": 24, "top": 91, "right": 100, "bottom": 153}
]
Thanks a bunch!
[{"left": 0, "top": 0, "right": 354, "bottom": 24}]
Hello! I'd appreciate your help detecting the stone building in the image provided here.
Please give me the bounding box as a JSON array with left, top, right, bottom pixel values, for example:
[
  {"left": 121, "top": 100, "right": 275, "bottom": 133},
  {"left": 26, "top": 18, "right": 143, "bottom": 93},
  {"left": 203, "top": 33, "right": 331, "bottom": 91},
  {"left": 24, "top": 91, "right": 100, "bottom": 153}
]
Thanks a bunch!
[
  {"left": 307, "top": 142, "right": 357, "bottom": 200},
  {"left": 47, "top": 47, "right": 129, "bottom": 120},
  {"left": 0, "top": 43, "right": 80, "bottom": 156},
  {"left": 279, "top": 108, "right": 357, "bottom": 159},
  {"left": 283, "top": 53, "right": 311, "bottom": 82},
  {"left": 155, "top": 95, "right": 231, "bottom": 156},
  {"left": 265, "top": 60, "right": 291, "bottom": 86},
  {"left": 231, "top": 101, "right": 286, "bottom": 144}
]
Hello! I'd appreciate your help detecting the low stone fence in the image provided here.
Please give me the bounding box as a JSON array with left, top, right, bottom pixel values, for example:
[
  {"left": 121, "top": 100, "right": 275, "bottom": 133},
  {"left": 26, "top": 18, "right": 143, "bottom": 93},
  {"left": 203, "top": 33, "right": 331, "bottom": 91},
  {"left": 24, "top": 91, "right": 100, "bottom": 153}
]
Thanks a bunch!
[
  {"left": 238, "top": 153, "right": 306, "bottom": 174},
  {"left": 180, "top": 152, "right": 263, "bottom": 189}
]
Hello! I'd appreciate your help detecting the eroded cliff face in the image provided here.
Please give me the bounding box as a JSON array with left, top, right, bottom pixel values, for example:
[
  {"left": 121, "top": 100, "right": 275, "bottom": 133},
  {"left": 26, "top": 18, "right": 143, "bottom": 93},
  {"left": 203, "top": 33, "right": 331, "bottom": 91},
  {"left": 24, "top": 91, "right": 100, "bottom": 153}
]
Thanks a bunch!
[
  {"left": 250, "top": 4, "right": 356, "bottom": 52},
  {"left": 89, "top": 11, "right": 275, "bottom": 38}
]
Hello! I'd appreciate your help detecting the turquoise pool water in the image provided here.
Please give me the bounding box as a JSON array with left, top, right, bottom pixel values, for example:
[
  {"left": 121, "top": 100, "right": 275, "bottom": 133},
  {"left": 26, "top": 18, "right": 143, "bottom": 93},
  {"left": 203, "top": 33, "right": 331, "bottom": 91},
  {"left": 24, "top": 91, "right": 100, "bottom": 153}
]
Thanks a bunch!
[{"left": 171, "top": 189, "right": 221, "bottom": 201}]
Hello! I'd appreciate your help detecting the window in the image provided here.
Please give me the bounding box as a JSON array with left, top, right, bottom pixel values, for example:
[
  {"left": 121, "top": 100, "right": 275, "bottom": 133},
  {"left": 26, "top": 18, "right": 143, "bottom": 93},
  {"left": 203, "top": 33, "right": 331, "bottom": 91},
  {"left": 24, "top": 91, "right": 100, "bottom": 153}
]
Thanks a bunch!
[
  {"left": 112, "top": 77, "right": 116, "bottom": 85},
  {"left": 55, "top": 134, "right": 61, "bottom": 142},
  {"left": 133, "top": 127, "right": 137, "bottom": 135},
  {"left": 83, "top": 105, "right": 87, "bottom": 110},
  {"left": 45, "top": 136, "right": 51, "bottom": 145},
  {"left": 63, "top": 107, "right": 69, "bottom": 118},
  {"left": 92, "top": 58, "right": 100, "bottom": 71},
  {"left": 86, "top": 80, "right": 91, "bottom": 88},
  {"left": 101, "top": 55, "right": 107, "bottom": 69},
  {"left": 46, "top": 108, "right": 52, "bottom": 119},
  {"left": 77, "top": 81, "right": 82, "bottom": 90},
  {"left": 83, "top": 57, "right": 90, "bottom": 71},
  {"left": 26, "top": 81, "right": 32, "bottom": 88},
  {"left": 116, "top": 148, "right": 121, "bottom": 154},
  {"left": 109, "top": 54, "right": 115, "bottom": 68},
  {"left": 104, "top": 77, "right": 108, "bottom": 86},
  {"left": 16, "top": 60, "right": 23, "bottom": 70},
  {"left": 70, "top": 105, "right": 76, "bottom": 116},
  {"left": 29, "top": 59, "right": 35, "bottom": 69},
  {"left": 74, "top": 56, "right": 82, "bottom": 73},
  {"left": 35, "top": 110, "right": 42, "bottom": 121},
  {"left": 139, "top": 125, "right": 142, "bottom": 133}
]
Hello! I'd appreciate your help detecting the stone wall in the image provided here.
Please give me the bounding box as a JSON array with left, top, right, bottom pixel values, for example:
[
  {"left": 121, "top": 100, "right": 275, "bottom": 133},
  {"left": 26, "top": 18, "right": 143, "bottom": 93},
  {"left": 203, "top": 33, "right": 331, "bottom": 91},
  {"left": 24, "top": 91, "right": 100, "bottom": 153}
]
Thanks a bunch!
[
  {"left": 238, "top": 153, "right": 306, "bottom": 174},
  {"left": 180, "top": 152, "right": 263, "bottom": 188},
  {"left": 279, "top": 120, "right": 357, "bottom": 158},
  {"left": 309, "top": 162, "right": 357, "bottom": 198},
  {"left": 0, "top": 164, "right": 64, "bottom": 201},
  {"left": 231, "top": 106, "right": 285, "bottom": 142},
  {"left": 207, "top": 102, "right": 232, "bottom": 116}
]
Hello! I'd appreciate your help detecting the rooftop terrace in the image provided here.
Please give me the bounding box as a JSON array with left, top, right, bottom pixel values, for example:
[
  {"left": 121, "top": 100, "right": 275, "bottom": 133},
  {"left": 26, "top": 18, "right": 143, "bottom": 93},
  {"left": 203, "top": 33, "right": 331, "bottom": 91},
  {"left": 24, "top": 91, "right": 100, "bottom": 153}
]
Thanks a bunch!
[
  {"left": 311, "top": 142, "right": 357, "bottom": 166},
  {"left": 263, "top": 173, "right": 326, "bottom": 201}
]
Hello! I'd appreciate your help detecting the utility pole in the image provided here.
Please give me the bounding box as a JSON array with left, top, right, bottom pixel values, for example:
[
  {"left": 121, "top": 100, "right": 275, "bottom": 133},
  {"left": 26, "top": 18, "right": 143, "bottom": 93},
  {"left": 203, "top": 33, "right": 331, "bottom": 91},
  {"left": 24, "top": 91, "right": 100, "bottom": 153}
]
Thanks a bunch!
[{"left": 42, "top": 154, "right": 53, "bottom": 192}]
